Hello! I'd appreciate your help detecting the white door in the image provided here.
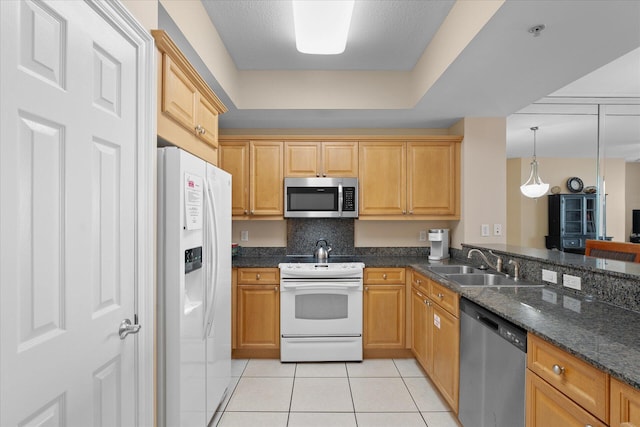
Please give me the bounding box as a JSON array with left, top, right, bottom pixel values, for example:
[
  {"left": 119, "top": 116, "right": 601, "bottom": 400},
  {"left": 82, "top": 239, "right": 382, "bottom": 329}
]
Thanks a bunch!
[{"left": 0, "top": 1, "right": 154, "bottom": 426}]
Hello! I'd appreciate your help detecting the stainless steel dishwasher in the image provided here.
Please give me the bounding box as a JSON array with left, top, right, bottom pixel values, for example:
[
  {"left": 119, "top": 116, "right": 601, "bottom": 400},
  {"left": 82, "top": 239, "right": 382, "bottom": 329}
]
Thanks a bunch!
[{"left": 458, "top": 298, "right": 527, "bottom": 427}]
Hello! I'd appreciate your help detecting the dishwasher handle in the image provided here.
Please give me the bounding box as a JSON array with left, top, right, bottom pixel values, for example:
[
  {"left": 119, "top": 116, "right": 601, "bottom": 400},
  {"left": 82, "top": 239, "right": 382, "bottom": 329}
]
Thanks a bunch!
[{"left": 476, "top": 313, "right": 499, "bottom": 332}]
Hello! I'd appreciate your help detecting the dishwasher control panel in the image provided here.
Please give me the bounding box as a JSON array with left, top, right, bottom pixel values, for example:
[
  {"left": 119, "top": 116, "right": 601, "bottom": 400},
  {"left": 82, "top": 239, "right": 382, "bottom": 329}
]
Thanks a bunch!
[{"left": 499, "top": 326, "right": 526, "bottom": 352}]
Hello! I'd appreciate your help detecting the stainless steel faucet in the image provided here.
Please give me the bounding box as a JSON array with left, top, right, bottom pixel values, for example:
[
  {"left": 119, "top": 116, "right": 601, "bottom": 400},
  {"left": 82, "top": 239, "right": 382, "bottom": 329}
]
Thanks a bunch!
[
  {"left": 508, "top": 259, "right": 520, "bottom": 281},
  {"left": 467, "top": 248, "right": 503, "bottom": 273}
]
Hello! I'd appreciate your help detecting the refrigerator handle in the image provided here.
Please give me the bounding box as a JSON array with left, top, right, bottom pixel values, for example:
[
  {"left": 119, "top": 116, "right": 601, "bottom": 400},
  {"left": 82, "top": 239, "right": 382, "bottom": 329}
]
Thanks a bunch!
[{"left": 202, "top": 178, "right": 219, "bottom": 340}]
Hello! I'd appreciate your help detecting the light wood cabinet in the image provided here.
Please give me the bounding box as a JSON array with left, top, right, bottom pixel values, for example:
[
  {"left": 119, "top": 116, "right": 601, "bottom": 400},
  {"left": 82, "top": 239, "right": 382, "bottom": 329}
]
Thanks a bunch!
[
  {"left": 218, "top": 140, "right": 283, "bottom": 218},
  {"left": 410, "top": 270, "right": 460, "bottom": 413},
  {"left": 527, "top": 333, "right": 609, "bottom": 423},
  {"left": 284, "top": 141, "right": 358, "bottom": 177},
  {"left": 363, "top": 268, "right": 405, "bottom": 350},
  {"left": 152, "top": 30, "right": 226, "bottom": 165},
  {"left": 611, "top": 377, "right": 640, "bottom": 427},
  {"left": 358, "top": 140, "right": 460, "bottom": 219},
  {"left": 234, "top": 268, "right": 280, "bottom": 355},
  {"left": 527, "top": 370, "right": 607, "bottom": 427}
]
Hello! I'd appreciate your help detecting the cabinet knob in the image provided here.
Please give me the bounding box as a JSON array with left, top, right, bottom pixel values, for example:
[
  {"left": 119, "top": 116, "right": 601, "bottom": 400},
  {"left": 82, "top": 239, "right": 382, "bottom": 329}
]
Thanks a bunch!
[
  {"left": 417, "top": 279, "right": 422, "bottom": 285},
  {"left": 251, "top": 210, "right": 255, "bottom": 215},
  {"left": 437, "top": 293, "right": 444, "bottom": 299},
  {"left": 316, "top": 173, "right": 320, "bottom": 177},
  {"left": 552, "top": 364, "right": 565, "bottom": 375},
  {"left": 409, "top": 210, "right": 413, "bottom": 215},
  {"left": 322, "top": 173, "right": 326, "bottom": 177},
  {"left": 425, "top": 300, "right": 431, "bottom": 306},
  {"left": 201, "top": 128, "right": 206, "bottom": 135},
  {"left": 256, "top": 273, "right": 261, "bottom": 280},
  {"left": 365, "top": 287, "right": 369, "bottom": 291},
  {"left": 382, "top": 274, "right": 387, "bottom": 280},
  {"left": 402, "top": 210, "right": 406, "bottom": 214},
  {"left": 274, "top": 286, "right": 278, "bottom": 291},
  {"left": 244, "top": 209, "right": 248, "bottom": 215}
]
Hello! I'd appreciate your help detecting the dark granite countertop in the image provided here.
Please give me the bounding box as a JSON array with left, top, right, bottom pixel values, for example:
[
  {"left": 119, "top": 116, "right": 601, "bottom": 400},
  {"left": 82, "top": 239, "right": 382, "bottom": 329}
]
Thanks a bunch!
[{"left": 232, "top": 255, "right": 640, "bottom": 389}]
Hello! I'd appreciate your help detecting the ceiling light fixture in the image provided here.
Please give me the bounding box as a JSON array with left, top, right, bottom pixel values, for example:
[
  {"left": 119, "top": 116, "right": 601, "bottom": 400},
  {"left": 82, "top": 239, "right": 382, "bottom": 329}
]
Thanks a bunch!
[
  {"left": 520, "top": 126, "right": 549, "bottom": 199},
  {"left": 292, "top": 0, "right": 355, "bottom": 55}
]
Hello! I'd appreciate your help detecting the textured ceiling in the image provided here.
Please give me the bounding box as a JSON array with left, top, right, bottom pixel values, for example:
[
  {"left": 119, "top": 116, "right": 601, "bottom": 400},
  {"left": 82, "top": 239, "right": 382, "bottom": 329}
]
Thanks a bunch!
[{"left": 201, "top": 0, "right": 455, "bottom": 70}]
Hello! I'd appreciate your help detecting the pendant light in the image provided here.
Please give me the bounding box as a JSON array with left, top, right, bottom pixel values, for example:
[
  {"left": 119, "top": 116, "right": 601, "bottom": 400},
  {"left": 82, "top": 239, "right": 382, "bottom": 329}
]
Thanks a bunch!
[{"left": 520, "top": 126, "right": 549, "bottom": 198}]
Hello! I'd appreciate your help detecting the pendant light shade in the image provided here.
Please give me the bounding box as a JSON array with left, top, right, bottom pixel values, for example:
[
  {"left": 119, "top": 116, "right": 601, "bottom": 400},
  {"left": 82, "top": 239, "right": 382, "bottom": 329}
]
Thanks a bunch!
[{"left": 520, "top": 126, "right": 549, "bottom": 198}]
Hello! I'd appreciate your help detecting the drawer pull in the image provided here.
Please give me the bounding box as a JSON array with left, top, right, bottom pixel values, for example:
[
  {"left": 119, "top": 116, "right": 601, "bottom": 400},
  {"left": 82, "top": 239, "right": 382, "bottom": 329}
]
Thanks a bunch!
[
  {"left": 274, "top": 286, "right": 278, "bottom": 291},
  {"left": 437, "top": 293, "right": 444, "bottom": 299},
  {"left": 382, "top": 274, "right": 387, "bottom": 280},
  {"left": 256, "top": 273, "right": 261, "bottom": 280},
  {"left": 552, "top": 364, "right": 565, "bottom": 375}
]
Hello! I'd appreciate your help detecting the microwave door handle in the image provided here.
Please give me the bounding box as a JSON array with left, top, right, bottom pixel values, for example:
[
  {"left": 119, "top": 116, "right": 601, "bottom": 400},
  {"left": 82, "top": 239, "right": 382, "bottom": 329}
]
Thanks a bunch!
[{"left": 338, "top": 183, "right": 343, "bottom": 217}]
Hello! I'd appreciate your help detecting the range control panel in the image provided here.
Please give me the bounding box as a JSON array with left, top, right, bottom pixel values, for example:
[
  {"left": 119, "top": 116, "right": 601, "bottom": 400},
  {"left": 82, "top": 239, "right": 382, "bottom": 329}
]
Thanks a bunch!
[{"left": 185, "top": 246, "right": 202, "bottom": 274}]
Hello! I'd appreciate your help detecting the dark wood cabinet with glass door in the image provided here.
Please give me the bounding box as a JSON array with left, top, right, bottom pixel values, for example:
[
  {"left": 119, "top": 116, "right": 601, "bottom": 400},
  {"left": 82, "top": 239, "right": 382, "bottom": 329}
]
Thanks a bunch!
[{"left": 545, "top": 194, "right": 597, "bottom": 254}]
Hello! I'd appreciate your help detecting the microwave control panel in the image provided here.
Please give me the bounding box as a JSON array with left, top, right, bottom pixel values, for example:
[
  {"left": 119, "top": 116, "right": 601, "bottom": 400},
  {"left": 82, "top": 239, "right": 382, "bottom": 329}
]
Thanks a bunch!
[{"left": 343, "top": 187, "right": 356, "bottom": 211}]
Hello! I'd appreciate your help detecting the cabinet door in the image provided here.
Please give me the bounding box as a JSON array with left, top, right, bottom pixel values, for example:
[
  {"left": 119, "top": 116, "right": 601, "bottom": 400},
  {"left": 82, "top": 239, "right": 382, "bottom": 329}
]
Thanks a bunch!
[
  {"left": 359, "top": 141, "right": 406, "bottom": 215},
  {"left": 407, "top": 142, "right": 459, "bottom": 216},
  {"left": 284, "top": 142, "right": 320, "bottom": 177},
  {"left": 161, "top": 53, "right": 197, "bottom": 133},
  {"left": 219, "top": 142, "right": 249, "bottom": 216},
  {"left": 323, "top": 141, "right": 358, "bottom": 177},
  {"left": 431, "top": 303, "right": 460, "bottom": 413},
  {"left": 611, "top": 378, "right": 640, "bottom": 427},
  {"left": 411, "top": 287, "right": 430, "bottom": 373},
  {"left": 363, "top": 284, "right": 405, "bottom": 349},
  {"left": 526, "top": 370, "right": 607, "bottom": 427},
  {"left": 236, "top": 285, "right": 280, "bottom": 349},
  {"left": 197, "top": 95, "right": 218, "bottom": 147},
  {"left": 250, "top": 141, "right": 283, "bottom": 216}
]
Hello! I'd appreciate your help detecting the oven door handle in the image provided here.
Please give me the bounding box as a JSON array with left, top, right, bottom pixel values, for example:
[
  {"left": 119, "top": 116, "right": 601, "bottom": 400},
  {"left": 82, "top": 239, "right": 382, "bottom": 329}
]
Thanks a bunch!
[{"left": 282, "top": 283, "right": 361, "bottom": 291}]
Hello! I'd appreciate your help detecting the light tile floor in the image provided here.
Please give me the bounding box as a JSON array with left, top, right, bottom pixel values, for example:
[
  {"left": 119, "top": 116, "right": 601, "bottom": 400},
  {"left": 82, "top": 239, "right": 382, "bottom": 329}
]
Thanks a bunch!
[{"left": 212, "top": 358, "right": 460, "bottom": 427}]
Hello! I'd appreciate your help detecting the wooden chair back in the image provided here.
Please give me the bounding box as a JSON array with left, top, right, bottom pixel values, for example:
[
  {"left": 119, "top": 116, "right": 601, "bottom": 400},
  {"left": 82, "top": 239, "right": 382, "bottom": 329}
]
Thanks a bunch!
[{"left": 584, "top": 239, "right": 640, "bottom": 263}]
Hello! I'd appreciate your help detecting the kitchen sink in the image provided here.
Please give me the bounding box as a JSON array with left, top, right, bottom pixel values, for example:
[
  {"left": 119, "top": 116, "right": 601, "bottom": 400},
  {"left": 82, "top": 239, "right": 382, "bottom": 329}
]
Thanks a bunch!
[
  {"left": 428, "top": 265, "right": 482, "bottom": 275},
  {"left": 446, "top": 273, "right": 544, "bottom": 288}
]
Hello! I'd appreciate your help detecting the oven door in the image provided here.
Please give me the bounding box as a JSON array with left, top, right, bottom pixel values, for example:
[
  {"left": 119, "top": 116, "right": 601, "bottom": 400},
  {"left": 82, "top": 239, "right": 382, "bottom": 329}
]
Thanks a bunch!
[{"left": 280, "top": 281, "right": 362, "bottom": 337}]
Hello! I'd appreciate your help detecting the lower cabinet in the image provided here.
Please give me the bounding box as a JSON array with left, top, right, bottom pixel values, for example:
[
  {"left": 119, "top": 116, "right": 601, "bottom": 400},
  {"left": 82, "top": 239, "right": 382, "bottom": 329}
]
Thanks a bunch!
[
  {"left": 410, "top": 269, "right": 460, "bottom": 413},
  {"left": 363, "top": 268, "right": 406, "bottom": 350},
  {"left": 527, "top": 370, "right": 607, "bottom": 427},
  {"left": 526, "top": 333, "right": 609, "bottom": 426},
  {"left": 233, "top": 268, "right": 280, "bottom": 357},
  {"left": 610, "top": 377, "right": 640, "bottom": 427}
]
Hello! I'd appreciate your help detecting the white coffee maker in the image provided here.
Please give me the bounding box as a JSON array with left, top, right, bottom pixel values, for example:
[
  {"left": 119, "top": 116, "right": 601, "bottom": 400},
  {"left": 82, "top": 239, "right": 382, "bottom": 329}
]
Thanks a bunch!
[{"left": 428, "top": 229, "right": 450, "bottom": 260}]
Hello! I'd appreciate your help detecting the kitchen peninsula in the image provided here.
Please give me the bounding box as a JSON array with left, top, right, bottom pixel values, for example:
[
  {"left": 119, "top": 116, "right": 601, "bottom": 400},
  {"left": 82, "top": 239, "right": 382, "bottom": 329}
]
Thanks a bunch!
[{"left": 232, "top": 243, "right": 640, "bottom": 425}]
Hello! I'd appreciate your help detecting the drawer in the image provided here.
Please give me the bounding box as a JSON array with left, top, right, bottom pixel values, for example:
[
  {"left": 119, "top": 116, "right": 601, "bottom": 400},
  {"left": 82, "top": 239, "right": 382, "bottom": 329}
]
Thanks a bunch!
[
  {"left": 237, "top": 268, "right": 279, "bottom": 285},
  {"left": 527, "top": 370, "right": 607, "bottom": 427},
  {"left": 428, "top": 279, "right": 459, "bottom": 316},
  {"left": 410, "top": 270, "right": 429, "bottom": 294},
  {"left": 528, "top": 333, "right": 609, "bottom": 422},
  {"left": 364, "top": 267, "right": 405, "bottom": 284}
]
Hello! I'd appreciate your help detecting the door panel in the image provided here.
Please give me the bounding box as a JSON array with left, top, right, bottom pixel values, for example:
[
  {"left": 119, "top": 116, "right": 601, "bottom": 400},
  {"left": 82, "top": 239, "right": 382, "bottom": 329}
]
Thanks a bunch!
[{"left": 1, "top": 1, "right": 142, "bottom": 425}]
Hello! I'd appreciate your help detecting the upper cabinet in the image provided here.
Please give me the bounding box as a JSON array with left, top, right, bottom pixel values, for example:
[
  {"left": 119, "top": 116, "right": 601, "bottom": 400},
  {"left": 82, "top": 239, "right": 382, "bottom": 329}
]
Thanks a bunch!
[
  {"left": 284, "top": 141, "right": 358, "bottom": 177},
  {"left": 152, "top": 30, "right": 227, "bottom": 165},
  {"left": 359, "top": 139, "right": 461, "bottom": 219},
  {"left": 219, "top": 140, "right": 283, "bottom": 218}
]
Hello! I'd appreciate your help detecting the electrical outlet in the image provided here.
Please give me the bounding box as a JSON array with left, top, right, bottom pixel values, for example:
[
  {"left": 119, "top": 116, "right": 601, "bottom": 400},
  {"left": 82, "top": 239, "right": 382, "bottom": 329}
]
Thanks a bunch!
[
  {"left": 542, "top": 269, "right": 557, "bottom": 284},
  {"left": 563, "top": 274, "right": 582, "bottom": 290},
  {"left": 240, "top": 230, "right": 249, "bottom": 241},
  {"left": 419, "top": 230, "right": 427, "bottom": 241},
  {"left": 481, "top": 224, "right": 490, "bottom": 237},
  {"left": 493, "top": 223, "right": 502, "bottom": 236}
]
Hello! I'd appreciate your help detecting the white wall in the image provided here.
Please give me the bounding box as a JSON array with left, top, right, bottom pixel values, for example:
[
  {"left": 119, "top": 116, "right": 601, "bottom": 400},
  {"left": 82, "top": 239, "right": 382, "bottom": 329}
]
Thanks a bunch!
[{"left": 450, "top": 117, "right": 507, "bottom": 248}]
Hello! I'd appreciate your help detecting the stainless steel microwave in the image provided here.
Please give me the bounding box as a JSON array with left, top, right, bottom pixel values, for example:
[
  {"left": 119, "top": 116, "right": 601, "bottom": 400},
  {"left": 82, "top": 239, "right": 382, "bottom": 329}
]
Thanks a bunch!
[{"left": 284, "top": 177, "right": 358, "bottom": 218}]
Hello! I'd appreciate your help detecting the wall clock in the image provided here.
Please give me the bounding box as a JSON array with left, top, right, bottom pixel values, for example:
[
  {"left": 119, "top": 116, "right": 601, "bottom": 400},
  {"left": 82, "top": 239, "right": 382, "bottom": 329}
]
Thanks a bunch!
[{"left": 566, "top": 177, "right": 584, "bottom": 193}]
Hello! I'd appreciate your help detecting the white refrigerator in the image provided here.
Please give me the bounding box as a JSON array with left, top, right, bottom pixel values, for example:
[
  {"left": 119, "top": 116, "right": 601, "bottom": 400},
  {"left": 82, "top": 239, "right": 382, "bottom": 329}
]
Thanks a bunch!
[{"left": 157, "top": 147, "right": 232, "bottom": 427}]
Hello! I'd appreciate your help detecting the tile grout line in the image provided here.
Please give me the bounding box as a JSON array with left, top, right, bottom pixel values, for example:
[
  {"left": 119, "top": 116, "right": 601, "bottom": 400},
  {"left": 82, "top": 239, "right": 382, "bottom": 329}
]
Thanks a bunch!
[{"left": 393, "top": 359, "right": 430, "bottom": 427}]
